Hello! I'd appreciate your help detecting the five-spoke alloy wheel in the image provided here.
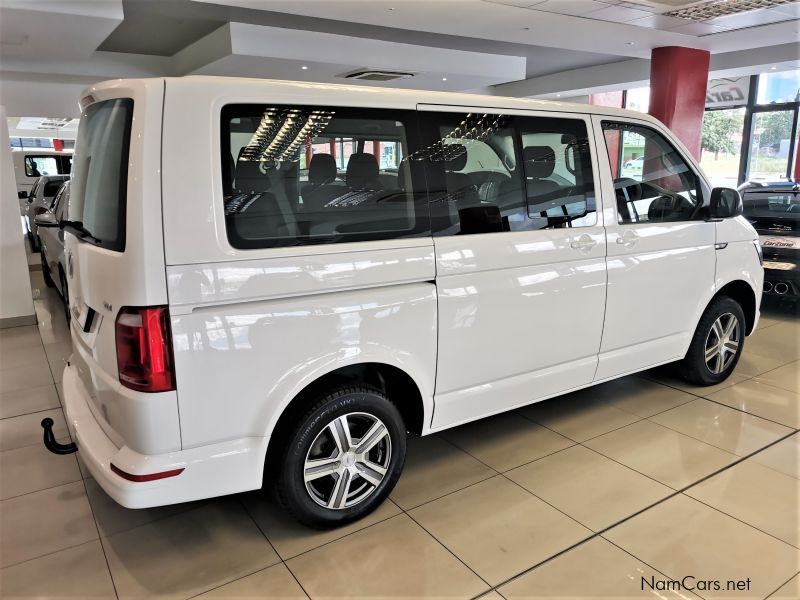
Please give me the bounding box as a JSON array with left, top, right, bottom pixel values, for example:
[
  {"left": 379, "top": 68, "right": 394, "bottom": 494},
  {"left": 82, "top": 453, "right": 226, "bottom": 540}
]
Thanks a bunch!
[
  {"left": 276, "top": 385, "right": 406, "bottom": 528},
  {"left": 704, "top": 313, "right": 740, "bottom": 375},
  {"left": 681, "top": 296, "right": 746, "bottom": 386}
]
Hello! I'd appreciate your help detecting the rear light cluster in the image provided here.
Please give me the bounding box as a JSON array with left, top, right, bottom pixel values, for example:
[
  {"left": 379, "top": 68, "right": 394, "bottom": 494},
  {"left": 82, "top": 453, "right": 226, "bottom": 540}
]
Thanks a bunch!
[
  {"left": 110, "top": 463, "right": 184, "bottom": 482},
  {"left": 115, "top": 306, "right": 176, "bottom": 393},
  {"left": 34, "top": 207, "right": 48, "bottom": 215}
]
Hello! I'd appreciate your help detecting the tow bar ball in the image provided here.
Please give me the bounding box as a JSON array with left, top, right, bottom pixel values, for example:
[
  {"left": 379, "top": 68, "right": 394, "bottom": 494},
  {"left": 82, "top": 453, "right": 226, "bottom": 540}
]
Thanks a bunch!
[{"left": 41, "top": 417, "right": 78, "bottom": 455}]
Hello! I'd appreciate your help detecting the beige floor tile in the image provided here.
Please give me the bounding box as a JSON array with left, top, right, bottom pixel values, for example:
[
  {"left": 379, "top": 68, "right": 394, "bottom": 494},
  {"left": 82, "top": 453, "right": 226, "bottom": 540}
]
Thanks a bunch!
[
  {"left": 43, "top": 341, "right": 71, "bottom": 383},
  {"left": 650, "top": 398, "right": 793, "bottom": 456},
  {"left": 0, "top": 326, "right": 42, "bottom": 351},
  {"left": 0, "top": 363, "right": 54, "bottom": 395},
  {"left": 441, "top": 412, "right": 574, "bottom": 472},
  {"left": 0, "top": 540, "right": 116, "bottom": 600},
  {"left": 197, "top": 563, "right": 308, "bottom": 599},
  {"left": 584, "top": 420, "right": 737, "bottom": 490},
  {"left": 708, "top": 380, "right": 800, "bottom": 428},
  {"left": 686, "top": 460, "right": 800, "bottom": 547},
  {"left": 644, "top": 367, "right": 750, "bottom": 396},
  {"left": 595, "top": 376, "right": 697, "bottom": 418},
  {"left": 0, "top": 442, "right": 81, "bottom": 500},
  {"left": 500, "top": 537, "right": 701, "bottom": 599},
  {"left": 751, "top": 433, "right": 799, "bottom": 479},
  {"left": 84, "top": 477, "right": 193, "bottom": 538},
  {"left": 103, "top": 500, "right": 280, "bottom": 600},
  {"left": 517, "top": 391, "right": 641, "bottom": 442},
  {"left": 410, "top": 476, "right": 591, "bottom": 585},
  {"left": 243, "top": 492, "right": 401, "bottom": 560},
  {"left": 0, "top": 383, "right": 60, "bottom": 419},
  {"left": 0, "top": 481, "right": 97, "bottom": 568},
  {"left": 735, "top": 350, "right": 791, "bottom": 378},
  {"left": 477, "top": 592, "right": 504, "bottom": 600},
  {"left": 605, "top": 494, "right": 800, "bottom": 600},
  {"left": 745, "top": 326, "right": 800, "bottom": 361},
  {"left": 287, "top": 513, "right": 489, "bottom": 599},
  {"left": 506, "top": 445, "right": 672, "bottom": 531},
  {"left": 769, "top": 574, "right": 800, "bottom": 600},
  {"left": 0, "top": 407, "right": 68, "bottom": 451},
  {"left": 756, "top": 361, "right": 800, "bottom": 394},
  {"left": 0, "top": 343, "right": 47, "bottom": 371},
  {"left": 389, "top": 435, "right": 495, "bottom": 510}
]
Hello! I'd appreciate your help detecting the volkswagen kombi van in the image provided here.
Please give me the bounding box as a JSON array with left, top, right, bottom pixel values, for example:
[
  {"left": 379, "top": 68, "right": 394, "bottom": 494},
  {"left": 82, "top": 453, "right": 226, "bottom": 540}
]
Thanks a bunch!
[{"left": 46, "top": 77, "right": 763, "bottom": 528}]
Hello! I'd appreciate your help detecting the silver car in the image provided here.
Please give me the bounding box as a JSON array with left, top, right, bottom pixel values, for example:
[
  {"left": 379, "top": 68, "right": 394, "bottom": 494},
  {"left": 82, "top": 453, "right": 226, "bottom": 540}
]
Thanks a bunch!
[
  {"left": 23, "top": 174, "right": 69, "bottom": 251},
  {"left": 35, "top": 181, "right": 71, "bottom": 325}
]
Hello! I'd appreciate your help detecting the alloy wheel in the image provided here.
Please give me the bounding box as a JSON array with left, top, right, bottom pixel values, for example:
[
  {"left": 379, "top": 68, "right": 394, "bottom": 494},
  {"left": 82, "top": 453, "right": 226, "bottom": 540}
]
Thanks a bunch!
[
  {"left": 704, "top": 312, "right": 740, "bottom": 375},
  {"left": 303, "top": 412, "right": 391, "bottom": 510}
]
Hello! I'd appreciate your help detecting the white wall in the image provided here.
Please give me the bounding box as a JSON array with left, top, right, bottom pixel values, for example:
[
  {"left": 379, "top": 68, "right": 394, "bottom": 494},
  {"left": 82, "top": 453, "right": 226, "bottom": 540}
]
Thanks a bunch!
[{"left": 0, "top": 105, "right": 35, "bottom": 326}]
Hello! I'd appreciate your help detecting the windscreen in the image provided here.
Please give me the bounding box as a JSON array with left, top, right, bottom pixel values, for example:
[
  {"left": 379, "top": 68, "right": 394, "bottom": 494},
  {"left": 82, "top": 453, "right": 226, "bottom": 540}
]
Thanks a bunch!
[
  {"left": 69, "top": 98, "right": 133, "bottom": 251},
  {"left": 743, "top": 191, "right": 799, "bottom": 231}
]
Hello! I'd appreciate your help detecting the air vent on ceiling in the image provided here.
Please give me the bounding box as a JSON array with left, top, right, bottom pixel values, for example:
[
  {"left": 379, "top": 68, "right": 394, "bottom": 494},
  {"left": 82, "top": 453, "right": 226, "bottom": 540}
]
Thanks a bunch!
[
  {"left": 661, "top": 0, "right": 795, "bottom": 20},
  {"left": 341, "top": 70, "right": 415, "bottom": 82}
]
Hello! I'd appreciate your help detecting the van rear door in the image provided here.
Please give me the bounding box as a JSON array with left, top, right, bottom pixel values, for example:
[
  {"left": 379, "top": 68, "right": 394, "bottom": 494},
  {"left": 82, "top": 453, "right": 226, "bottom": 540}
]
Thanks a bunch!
[{"left": 65, "top": 79, "right": 181, "bottom": 456}]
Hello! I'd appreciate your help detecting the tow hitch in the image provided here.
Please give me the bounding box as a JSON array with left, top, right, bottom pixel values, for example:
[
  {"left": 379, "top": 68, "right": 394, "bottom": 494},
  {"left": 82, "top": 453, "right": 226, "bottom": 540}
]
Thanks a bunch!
[{"left": 41, "top": 417, "right": 78, "bottom": 455}]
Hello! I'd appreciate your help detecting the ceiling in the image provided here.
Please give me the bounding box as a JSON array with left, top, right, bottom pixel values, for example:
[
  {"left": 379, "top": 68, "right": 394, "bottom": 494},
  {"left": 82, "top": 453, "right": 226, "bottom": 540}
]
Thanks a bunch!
[{"left": 0, "top": 0, "right": 797, "bottom": 120}]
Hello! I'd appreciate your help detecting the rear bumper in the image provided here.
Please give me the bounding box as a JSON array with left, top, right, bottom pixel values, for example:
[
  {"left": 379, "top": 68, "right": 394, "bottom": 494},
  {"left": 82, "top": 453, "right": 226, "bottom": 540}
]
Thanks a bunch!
[{"left": 61, "top": 363, "right": 269, "bottom": 508}]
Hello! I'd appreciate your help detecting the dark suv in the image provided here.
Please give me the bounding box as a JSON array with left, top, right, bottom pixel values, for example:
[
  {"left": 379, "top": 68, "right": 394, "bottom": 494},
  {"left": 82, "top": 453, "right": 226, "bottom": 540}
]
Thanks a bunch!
[{"left": 739, "top": 180, "right": 799, "bottom": 300}]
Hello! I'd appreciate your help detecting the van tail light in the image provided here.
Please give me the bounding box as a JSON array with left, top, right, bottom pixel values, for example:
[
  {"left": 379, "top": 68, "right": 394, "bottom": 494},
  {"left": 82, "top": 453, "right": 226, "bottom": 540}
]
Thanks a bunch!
[
  {"left": 34, "top": 207, "right": 48, "bottom": 215},
  {"left": 110, "top": 463, "right": 184, "bottom": 482},
  {"left": 115, "top": 306, "right": 176, "bottom": 393}
]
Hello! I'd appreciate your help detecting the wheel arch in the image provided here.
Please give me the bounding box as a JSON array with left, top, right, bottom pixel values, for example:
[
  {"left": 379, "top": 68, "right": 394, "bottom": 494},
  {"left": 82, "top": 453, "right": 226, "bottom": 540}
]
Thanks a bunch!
[
  {"left": 264, "top": 362, "right": 427, "bottom": 478},
  {"left": 712, "top": 279, "right": 758, "bottom": 335}
]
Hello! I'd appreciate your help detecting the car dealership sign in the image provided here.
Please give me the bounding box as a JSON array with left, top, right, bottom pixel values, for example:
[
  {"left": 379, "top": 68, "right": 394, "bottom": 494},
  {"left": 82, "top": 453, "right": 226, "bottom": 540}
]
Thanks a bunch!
[{"left": 706, "top": 77, "right": 750, "bottom": 108}]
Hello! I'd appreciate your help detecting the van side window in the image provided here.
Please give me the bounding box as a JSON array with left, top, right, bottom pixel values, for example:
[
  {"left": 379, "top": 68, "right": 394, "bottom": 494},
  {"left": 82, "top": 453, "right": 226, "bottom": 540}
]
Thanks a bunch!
[
  {"left": 519, "top": 118, "right": 596, "bottom": 229},
  {"left": 220, "top": 105, "right": 429, "bottom": 250},
  {"left": 25, "top": 156, "right": 58, "bottom": 177},
  {"left": 601, "top": 122, "right": 702, "bottom": 224},
  {"left": 418, "top": 112, "right": 596, "bottom": 235}
]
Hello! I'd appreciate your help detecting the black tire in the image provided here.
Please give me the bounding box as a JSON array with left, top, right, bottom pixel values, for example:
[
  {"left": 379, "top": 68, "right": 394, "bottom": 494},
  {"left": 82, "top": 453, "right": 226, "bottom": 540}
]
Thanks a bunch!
[
  {"left": 679, "top": 296, "right": 746, "bottom": 386},
  {"left": 276, "top": 385, "right": 406, "bottom": 529},
  {"left": 59, "top": 270, "right": 70, "bottom": 328},
  {"left": 28, "top": 231, "right": 40, "bottom": 253},
  {"left": 41, "top": 253, "right": 55, "bottom": 288}
]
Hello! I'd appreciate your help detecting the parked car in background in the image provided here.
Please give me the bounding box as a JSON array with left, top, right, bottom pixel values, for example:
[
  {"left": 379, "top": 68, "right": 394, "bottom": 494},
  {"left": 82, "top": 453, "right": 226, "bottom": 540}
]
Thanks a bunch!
[
  {"left": 22, "top": 174, "right": 69, "bottom": 251},
  {"left": 36, "top": 181, "right": 71, "bottom": 325},
  {"left": 739, "top": 179, "right": 799, "bottom": 300},
  {"left": 12, "top": 150, "right": 72, "bottom": 198}
]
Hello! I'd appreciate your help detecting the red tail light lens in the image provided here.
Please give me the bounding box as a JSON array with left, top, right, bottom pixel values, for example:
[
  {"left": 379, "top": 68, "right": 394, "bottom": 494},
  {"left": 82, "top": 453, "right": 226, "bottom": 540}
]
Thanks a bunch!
[
  {"left": 34, "top": 207, "right": 48, "bottom": 215},
  {"left": 115, "top": 306, "right": 176, "bottom": 393}
]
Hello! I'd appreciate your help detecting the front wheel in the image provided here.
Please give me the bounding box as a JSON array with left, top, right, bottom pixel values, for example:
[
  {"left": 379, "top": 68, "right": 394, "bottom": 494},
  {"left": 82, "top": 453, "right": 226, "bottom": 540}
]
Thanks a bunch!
[
  {"left": 276, "top": 385, "right": 406, "bottom": 529},
  {"left": 679, "top": 296, "right": 745, "bottom": 386}
]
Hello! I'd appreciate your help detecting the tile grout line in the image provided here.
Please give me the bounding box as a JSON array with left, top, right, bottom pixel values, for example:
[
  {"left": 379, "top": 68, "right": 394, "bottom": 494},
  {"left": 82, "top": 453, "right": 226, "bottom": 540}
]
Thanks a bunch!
[{"left": 764, "top": 570, "right": 800, "bottom": 599}]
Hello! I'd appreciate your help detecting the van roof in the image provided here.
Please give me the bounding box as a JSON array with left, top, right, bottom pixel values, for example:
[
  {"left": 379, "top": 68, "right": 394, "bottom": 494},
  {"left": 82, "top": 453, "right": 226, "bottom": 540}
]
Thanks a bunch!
[{"left": 84, "top": 76, "right": 659, "bottom": 124}]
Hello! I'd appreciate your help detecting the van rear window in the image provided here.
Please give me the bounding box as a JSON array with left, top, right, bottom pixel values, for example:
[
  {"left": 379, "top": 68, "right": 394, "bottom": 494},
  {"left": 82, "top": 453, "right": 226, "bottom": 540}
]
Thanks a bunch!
[
  {"left": 69, "top": 98, "right": 133, "bottom": 252},
  {"left": 220, "top": 104, "right": 429, "bottom": 249}
]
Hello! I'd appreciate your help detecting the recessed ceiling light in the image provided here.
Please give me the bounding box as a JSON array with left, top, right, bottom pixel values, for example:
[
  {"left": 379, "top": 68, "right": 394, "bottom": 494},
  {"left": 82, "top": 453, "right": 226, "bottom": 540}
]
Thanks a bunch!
[
  {"left": 442, "top": 77, "right": 448, "bottom": 81},
  {"left": 522, "top": 27, "right": 530, "bottom": 30},
  {"left": 770, "top": 66, "right": 777, "bottom": 70},
  {"left": 301, "top": 65, "right": 308, "bottom": 70},
  {"left": 626, "top": 42, "right": 635, "bottom": 46},
  {"left": 388, "top": 7, "right": 395, "bottom": 10},
  {"left": 556, "top": 94, "right": 561, "bottom": 98}
]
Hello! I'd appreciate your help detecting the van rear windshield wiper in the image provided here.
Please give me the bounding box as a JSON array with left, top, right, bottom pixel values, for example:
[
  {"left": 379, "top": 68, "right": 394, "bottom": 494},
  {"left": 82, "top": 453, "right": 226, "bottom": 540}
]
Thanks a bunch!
[{"left": 59, "top": 220, "right": 102, "bottom": 244}]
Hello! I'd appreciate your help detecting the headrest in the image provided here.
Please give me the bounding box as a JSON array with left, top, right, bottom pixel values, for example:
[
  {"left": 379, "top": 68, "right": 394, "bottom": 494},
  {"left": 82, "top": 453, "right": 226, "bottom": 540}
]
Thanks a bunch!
[
  {"left": 648, "top": 194, "right": 693, "bottom": 222},
  {"left": 346, "top": 153, "right": 380, "bottom": 189},
  {"left": 523, "top": 146, "right": 556, "bottom": 179},
  {"left": 445, "top": 145, "right": 468, "bottom": 172},
  {"left": 308, "top": 153, "right": 337, "bottom": 185},
  {"left": 234, "top": 160, "right": 271, "bottom": 193}
]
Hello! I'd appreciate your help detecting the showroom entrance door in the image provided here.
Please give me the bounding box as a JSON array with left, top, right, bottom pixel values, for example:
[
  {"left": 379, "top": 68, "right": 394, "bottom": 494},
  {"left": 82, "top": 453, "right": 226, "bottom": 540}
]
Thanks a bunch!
[{"left": 418, "top": 106, "right": 608, "bottom": 430}]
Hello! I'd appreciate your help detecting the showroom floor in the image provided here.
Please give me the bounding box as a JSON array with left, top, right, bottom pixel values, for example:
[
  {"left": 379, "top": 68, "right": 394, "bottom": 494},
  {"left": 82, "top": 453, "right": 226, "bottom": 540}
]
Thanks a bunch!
[{"left": 1, "top": 262, "right": 798, "bottom": 600}]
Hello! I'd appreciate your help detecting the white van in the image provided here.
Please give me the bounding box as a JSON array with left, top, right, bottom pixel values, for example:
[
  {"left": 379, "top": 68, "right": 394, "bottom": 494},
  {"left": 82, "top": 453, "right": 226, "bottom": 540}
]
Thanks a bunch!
[
  {"left": 46, "top": 77, "right": 763, "bottom": 528},
  {"left": 13, "top": 149, "right": 72, "bottom": 198}
]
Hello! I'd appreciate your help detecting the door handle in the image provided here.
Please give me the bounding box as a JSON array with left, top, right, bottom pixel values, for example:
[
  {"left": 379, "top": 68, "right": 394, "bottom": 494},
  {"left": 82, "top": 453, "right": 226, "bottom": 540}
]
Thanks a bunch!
[
  {"left": 615, "top": 231, "right": 639, "bottom": 247},
  {"left": 570, "top": 234, "right": 597, "bottom": 251}
]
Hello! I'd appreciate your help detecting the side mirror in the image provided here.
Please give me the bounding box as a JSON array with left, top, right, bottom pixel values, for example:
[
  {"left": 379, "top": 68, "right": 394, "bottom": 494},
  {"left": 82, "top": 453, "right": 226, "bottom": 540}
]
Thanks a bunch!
[
  {"left": 709, "top": 187, "right": 742, "bottom": 219},
  {"left": 34, "top": 212, "right": 58, "bottom": 228},
  {"left": 18, "top": 190, "right": 28, "bottom": 199}
]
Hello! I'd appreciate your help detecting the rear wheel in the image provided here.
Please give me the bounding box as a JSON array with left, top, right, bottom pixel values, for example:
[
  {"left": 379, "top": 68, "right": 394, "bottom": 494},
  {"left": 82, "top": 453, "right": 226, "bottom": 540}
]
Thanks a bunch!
[
  {"left": 276, "top": 385, "right": 406, "bottom": 529},
  {"left": 41, "top": 253, "right": 55, "bottom": 288},
  {"left": 679, "top": 296, "right": 745, "bottom": 386}
]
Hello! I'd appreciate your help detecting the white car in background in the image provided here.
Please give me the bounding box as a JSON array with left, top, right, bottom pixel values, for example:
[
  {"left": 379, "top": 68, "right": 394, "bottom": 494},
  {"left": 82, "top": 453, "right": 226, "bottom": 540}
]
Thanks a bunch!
[
  {"left": 36, "top": 181, "right": 71, "bottom": 325},
  {"left": 22, "top": 175, "right": 69, "bottom": 251},
  {"left": 13, "top": 150, "right": 72, "bottom": 199}
]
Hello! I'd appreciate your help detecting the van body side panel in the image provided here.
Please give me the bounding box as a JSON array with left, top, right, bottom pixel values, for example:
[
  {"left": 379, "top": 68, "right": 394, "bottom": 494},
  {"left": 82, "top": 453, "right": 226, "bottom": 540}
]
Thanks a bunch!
[{"left": 65, "top": 79, "right": 180, "bottom": 455}]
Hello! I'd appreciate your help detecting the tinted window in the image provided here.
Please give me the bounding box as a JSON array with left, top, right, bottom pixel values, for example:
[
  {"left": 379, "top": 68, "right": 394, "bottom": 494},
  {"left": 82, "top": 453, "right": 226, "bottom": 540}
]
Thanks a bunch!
[
  {"left": 69, "top": 99, "right": 133, "bottom": 251},
  {"left": 419, "top": 112, "right": 595, "bottom": 235},
  {"left": 25, "top": 156, "right": 58, "bottom": 177},
  {"left": 743, "top": 191, "right": 799, "bottom": 228},
  {"left": 221, "top": 105, "right": 429, "bottom": 249},
  {"left": 43, "top": 179, "right": 65, "bottom": 198},
  {"left": 602, "top": 122, "right": 702, "bottom": 224}
]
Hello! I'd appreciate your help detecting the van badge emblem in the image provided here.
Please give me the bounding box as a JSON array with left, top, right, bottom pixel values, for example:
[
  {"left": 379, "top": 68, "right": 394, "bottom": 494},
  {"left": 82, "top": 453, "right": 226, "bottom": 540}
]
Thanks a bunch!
[{"left": 103, "top": 302, "right": 113, "bottom": 312}]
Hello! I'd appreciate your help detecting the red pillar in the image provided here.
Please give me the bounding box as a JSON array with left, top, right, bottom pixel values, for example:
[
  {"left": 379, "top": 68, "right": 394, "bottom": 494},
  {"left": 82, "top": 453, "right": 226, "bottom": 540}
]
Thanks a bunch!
[
  {"left": 590, "top": 92, "right": 624, "bottom": 178},
  {"left": 53, "top": 139, "right": 64, "bottom": 151},
  {"left": 794, "top": 131, "right": 800, "bottom": 182},
  {"left": 648, "top": 46, "right": 710, "bottom": 160}
]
